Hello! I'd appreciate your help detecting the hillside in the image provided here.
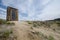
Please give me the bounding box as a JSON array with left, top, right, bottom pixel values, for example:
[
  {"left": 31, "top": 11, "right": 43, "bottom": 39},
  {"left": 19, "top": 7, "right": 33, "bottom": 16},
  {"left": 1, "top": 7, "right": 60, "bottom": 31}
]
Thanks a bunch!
[
  {"left": 0, "top": 19, "right": 60, "bottom": 40},
  {"left": 12, "top": 19, "right": 60, "bottom": 40}
]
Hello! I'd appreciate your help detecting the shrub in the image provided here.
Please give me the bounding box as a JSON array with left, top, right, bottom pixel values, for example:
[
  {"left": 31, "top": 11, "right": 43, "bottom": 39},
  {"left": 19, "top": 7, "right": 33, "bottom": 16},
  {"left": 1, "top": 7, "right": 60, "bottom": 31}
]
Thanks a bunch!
[
  {"left": 6, "top": 22, "right": 15, "bottom": 25},
  {"left": 56, "top": 22, "right": 60, "bottom": 26},
  {"left": 33, "top": 23, "right": 37, "bottom": 27},
  {"left": 48, "top": 35, "right": 54, "bottom": 40},
  {"left": 0, "top": 30, "right": 13, "bottom": 38},
  {"left": 27, "top": 21, "right": 32, "bottom": 24},
  {"left": 30, "top": 27, "right": 33, "bottom": 29},
  {"left": 6, "top": 22, "right": 11, "bottom": 25},
  {"left": 0, "top": 19, "right": 6, "bottom": 24}
]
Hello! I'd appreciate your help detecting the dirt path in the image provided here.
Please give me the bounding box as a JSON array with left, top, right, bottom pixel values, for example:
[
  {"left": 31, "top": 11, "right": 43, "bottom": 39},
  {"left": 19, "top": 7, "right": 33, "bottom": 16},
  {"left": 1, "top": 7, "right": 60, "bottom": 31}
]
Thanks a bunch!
[
  {"left": 12, "top": 21, "right": 43, "bottom": 40},
  {"left": 12, "top": 21, "right": 30, "bottom": 40}
]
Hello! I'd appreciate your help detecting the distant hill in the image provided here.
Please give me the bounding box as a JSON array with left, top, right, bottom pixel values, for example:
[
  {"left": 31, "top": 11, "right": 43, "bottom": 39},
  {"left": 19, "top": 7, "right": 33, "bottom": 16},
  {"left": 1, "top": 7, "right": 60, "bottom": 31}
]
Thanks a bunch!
[{"left": 54, "top": 18, "right": 60, "bottom": 21}]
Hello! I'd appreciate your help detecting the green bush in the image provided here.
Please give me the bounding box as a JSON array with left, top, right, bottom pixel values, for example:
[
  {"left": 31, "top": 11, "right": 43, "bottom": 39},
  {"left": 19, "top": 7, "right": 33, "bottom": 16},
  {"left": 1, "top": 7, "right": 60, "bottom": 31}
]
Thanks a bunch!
[
  {"left": 3, "top": 31, "right": 10, "bottom": 38},
  {"left": 27, "top": 21, "right": 32, "bottom": 24},
  {"left": 48, "top": 36, "right": 55, "bottom": 40},
  {"left": 0, "top": 19, "right": 6, "bottom": 24},
  {"left": 33, "top": 23, "right": 37, "bottom": 27},
  {"left": 0, "top": 30, "right": 13, "bottom": 38},
  {"left": 0, "top": 19, "right": 15, "bottom": 25},
  {"left": 56, "top": 22, "right": 60, "bottom": 26},
  {"left": 30, "top": 27, "right": 33, "bottom": 29},
  {"left": 6, "top": 22, "right": 11, "bottom": 25},
  {"left": 6, "top": 22, "right": 15, "bottom": 25}
]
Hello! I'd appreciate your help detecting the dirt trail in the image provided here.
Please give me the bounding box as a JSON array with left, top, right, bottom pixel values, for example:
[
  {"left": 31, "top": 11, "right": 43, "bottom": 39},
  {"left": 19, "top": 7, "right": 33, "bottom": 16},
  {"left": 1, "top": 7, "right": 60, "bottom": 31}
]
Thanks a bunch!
[
  {"left": 12, "top": 21, "right": 40, "bottom": 40},
  {"left": 12, "top": 21, "right": 30, "bottom": 40}
]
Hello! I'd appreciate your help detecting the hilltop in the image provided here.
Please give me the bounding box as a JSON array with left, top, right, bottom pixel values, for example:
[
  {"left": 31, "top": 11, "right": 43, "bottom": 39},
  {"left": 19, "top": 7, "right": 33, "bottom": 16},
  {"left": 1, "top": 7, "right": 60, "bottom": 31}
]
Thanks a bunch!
[{"left": 0, "top": 18, "right": 60, "bottom": 40}]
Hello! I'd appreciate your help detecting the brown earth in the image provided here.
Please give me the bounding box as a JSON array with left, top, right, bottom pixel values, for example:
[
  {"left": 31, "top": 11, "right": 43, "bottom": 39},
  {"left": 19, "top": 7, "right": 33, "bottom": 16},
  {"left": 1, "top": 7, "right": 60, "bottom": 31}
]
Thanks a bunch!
[{"left": 12, "top": 21, "right": 60, "bottom": 40}]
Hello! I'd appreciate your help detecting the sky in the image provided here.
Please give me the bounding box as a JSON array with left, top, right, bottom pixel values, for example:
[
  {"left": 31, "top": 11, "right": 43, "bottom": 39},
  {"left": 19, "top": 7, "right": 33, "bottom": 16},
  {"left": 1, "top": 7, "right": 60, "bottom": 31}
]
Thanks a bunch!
[{"left": 0, "top": 0, "right": 60, "bottom": 21}]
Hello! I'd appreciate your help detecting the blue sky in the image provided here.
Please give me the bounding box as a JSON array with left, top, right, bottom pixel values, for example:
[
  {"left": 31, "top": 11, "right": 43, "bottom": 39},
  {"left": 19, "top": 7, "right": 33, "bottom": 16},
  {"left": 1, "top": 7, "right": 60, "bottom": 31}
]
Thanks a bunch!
[{"left": 0, "top": 0, "right": 60, "bottom": 21}]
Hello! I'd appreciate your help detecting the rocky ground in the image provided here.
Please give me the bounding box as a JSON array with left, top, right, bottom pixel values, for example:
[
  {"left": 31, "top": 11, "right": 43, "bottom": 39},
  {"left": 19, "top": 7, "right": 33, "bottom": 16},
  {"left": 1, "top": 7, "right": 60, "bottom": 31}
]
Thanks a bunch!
[
  {"left": 12, "top": 21, "right": 60, "bottom": 40},
  {"left": 0, "top": 20, "right": 60, "bottom": 40},
  {"left": 0, "top": 23, "right": 16, "bottom": 40}
]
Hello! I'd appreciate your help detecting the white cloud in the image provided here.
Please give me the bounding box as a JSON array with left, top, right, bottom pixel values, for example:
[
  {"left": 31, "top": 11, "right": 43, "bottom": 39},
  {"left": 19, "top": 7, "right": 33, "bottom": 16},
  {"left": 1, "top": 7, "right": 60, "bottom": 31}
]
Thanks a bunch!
[
  {"left": 0, "top": 8, "right": 6, "bottom": 12},
  {"left": 2, "top": 0, "right": 60, "bottom": 21},
  {"left": 0, "top": 8, "right": 6, "bottom": 19},
  {"left": 36, "top": 0, "right": 60, "bottom": 21}
]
